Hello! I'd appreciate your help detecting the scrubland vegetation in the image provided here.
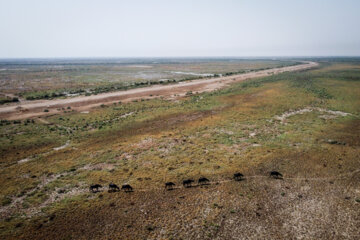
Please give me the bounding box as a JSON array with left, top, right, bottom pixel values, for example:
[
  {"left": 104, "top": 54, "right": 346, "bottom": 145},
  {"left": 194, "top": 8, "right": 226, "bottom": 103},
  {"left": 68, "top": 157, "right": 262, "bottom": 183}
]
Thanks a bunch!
[
  {"left": 0, "top": 59, "right": 359, "bottom": 239},
  {"left": 0, "top": 59, "right": 299, "bottom": 101}
]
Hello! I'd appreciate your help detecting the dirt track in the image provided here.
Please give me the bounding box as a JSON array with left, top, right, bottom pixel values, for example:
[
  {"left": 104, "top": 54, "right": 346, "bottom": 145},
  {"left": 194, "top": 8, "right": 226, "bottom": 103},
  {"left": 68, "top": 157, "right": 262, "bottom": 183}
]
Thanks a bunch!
[{"left": 0, "top": 61, "right": 318, "bottom": 120}]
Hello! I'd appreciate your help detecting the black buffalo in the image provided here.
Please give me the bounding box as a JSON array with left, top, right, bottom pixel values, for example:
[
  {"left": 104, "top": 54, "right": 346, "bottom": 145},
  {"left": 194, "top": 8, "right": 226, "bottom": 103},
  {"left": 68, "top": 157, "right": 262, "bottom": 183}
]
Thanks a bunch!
[
  {"left": 122, "top": 184, "right": 133, "bottom": 192},
  {"left": 109, "top": 183, "right": 120, "bottom": 192},
  {"left": 165, "top": 182, "right": 176, "bottom": 190},
  {"left": 89, "top": 184, "right": 102, "bottom": 193},
  {"left": 198, "top": 177, "right": 210, "bottom": 185},
  {"left": 270, "top": 171, "right": 283, "bottom": 179},
  {"left": 182, "top": 179, "right": 194, "bottom": 188},
  {"left": 233, "top": 173, "right": 244, "bottom": 181}
]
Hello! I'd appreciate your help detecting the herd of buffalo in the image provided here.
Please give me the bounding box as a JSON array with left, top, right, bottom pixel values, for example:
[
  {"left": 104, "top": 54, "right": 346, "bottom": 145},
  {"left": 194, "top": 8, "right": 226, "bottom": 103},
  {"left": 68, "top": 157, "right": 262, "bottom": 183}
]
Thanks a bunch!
[{"left": 89, "top": 171, "right": 283, "bottom": 193}]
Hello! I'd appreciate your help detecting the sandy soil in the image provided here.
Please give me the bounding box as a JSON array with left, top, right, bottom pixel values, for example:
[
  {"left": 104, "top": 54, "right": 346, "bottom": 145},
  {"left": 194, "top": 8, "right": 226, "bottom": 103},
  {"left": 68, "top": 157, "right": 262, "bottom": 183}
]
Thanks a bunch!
[{"left": 0, "top": 62, "right": 318, "bottom": 120}]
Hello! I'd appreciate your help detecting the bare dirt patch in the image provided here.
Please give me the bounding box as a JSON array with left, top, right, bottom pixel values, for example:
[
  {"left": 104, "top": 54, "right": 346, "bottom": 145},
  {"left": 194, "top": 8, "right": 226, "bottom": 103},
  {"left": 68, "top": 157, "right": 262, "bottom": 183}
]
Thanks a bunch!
[
  {"left": 80, "top": 163, "right": 117, "bottom": 171},
  {"left": 274, "top": 107, "right": 351, "bottom": 124}
]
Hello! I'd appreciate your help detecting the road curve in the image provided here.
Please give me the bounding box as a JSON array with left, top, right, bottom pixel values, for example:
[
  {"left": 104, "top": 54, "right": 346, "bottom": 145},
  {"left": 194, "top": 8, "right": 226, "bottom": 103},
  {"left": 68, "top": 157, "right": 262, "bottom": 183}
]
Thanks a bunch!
[{"left": 0, "top": 61, "right": 318, "bottom": 120}]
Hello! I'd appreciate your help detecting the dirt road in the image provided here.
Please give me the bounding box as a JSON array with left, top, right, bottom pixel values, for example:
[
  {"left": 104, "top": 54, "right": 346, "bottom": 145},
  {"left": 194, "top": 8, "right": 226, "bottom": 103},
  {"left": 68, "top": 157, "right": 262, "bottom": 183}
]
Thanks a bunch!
[{"left": 0, "top": 61, "right": 318, "bottom": 120}]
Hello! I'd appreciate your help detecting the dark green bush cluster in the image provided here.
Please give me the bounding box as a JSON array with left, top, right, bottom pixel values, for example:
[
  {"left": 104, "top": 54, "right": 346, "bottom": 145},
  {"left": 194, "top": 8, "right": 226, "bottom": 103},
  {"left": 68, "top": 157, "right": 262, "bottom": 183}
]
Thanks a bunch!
[
  {"left": 0, "top": 119, "right": 30, "bottom": 126},
  {"left": 25, "top": 92, "right": 65, "bottom": 100},
  {"left": 223, "top": 70, "right": 247, "bottom": 76},
  {"left": 0, "top": 120, "right": 12, "bottom": 126},
  {"left": 0, "top": 97, "right": 19, "bottom": 104},
  {"left": 23, "top": 89, "right": 87, "bottom": 100}
]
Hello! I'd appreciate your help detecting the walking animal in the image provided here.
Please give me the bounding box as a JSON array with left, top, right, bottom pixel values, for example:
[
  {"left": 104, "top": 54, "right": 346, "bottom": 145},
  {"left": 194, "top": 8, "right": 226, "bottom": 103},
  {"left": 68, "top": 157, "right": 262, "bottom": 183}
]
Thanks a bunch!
[
  {"left": 270, "top": 171, "right": 283, "bottom": 179},
  {"left": 182, "top": 179, "right": 194, "bottom": 188},
  {"left": 89, "top": 184, "right": 102, "bottom": 193},
  {"left": 198, "top": 177, "right": 210, "bottom": 185},
  {"left": 121, "top": 184, "right": 133, "bottom": 192},
  {"left": 109, "top": 183, "right": 120, "bottom": 192},
  {"left": 165, "top": 182, "right": 176, "bottom": 190},
  {"left": 233, "top": 173, "right": 244, "bottom": 181}
]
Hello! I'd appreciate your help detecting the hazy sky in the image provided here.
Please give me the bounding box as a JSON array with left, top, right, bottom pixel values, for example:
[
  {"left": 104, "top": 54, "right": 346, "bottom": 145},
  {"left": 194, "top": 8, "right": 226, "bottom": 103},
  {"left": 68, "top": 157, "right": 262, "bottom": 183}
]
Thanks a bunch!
[{"left": 1, "top": 0, "right": 359, "bottom": 58}]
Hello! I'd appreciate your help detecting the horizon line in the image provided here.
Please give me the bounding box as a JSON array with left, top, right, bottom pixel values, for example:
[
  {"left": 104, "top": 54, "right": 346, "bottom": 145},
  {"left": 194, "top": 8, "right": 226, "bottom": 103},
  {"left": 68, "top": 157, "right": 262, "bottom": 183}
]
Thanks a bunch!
[{"left": 1, "top": 55, "right": 360, "bottom": 60}]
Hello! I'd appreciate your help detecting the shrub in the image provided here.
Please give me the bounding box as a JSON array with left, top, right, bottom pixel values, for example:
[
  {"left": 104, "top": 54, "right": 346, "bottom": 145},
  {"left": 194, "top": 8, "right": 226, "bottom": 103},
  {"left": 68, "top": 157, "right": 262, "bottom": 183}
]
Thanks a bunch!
[
  {"left": 145, "top": 225, "right": 155, "bottom": 231},
  {"left": 1, "top": 197, "right": 12, "bottom": 206}
]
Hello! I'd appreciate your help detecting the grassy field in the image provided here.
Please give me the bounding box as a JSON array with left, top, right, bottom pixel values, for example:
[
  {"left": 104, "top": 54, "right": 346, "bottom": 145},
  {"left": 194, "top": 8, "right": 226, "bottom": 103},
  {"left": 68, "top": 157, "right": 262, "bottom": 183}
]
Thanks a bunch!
[
  {"left": 0, "top": 59, "right": 359, "bottom": 239},
  {"left": 0, "top": 58, "right": 299, "bottom": 101}
]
